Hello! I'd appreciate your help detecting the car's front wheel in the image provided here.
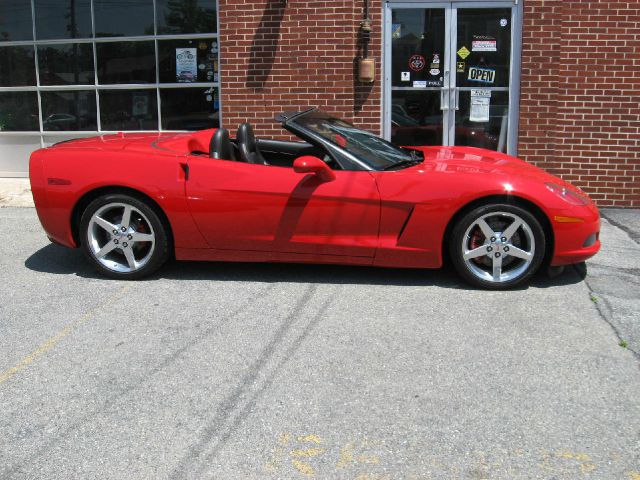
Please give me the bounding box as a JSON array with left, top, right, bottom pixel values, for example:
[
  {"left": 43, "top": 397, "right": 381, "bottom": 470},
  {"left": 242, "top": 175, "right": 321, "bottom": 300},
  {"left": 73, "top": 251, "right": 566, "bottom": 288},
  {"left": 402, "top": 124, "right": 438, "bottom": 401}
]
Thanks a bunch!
[
  {"left": 79, "top": 193, "right": 169, "bottom": 279},
  {"left": 449, "top": 204, "right": 546, "bottom": 289}
]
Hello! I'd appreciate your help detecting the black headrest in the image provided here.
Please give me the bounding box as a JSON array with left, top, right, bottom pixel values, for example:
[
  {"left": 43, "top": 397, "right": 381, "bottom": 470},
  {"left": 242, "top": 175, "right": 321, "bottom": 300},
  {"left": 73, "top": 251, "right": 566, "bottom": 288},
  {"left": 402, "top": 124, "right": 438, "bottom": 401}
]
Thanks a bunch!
[
  {"left": 236, "top": 123, "right": 267, "bottom": 165},
  {"left": 209, "top": 128, "right": 235, "bottom": 161},
  {"left": 236, "top": 123, "right": 256, "bottom": 148}
]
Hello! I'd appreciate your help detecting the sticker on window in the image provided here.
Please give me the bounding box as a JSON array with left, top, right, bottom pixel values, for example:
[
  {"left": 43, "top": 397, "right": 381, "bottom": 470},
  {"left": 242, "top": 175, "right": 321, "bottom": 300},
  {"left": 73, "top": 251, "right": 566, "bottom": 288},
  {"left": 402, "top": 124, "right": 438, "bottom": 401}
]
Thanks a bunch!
[
  {"left": 401, "top": 71, "right": 411, "bottom": 82},
  {"left": 468, "top": 67, "right": 496, "bottom": 84},
  {"left": 472, "top": 36, "right": 497, "bottom": 52},
  {"left": 413, "top": 80, "right": 427, "bottom": 88},
  {"left": 392, "top": 24, "right": 402, "bottom": 39},
  {"left": 457, "top": 46, "right": 471, "bottom": 59},
  {"left": 471, "top": 89, "right": 492, "bottom": 98},
  {"left": 409, "top": 54, "right": 426, "bottom": 72}
]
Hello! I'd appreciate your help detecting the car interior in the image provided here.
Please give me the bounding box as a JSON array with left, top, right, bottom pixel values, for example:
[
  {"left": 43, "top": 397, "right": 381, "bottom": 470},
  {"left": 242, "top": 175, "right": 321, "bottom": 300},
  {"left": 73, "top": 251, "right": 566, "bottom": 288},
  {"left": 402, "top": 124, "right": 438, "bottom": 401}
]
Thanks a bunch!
[{"left": 207, "top": 124, "right": 340, "bottom": 169}]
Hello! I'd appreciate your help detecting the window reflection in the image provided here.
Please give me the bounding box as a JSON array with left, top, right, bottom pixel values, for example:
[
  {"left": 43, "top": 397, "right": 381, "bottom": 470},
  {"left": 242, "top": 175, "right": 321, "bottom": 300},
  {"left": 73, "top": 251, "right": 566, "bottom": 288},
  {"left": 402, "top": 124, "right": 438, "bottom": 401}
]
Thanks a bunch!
[
  {"left": 156, "top": 0, "right": 217, "bottom": 34},
  {"left": 0, "top": 0, "right": 221, "bottom": 135},
  {"left": 100, "top": 89, "right": 158, "bottom": 131},
  {"left": 94, "top": 0, "right": 154, "bottom": 37},
  {"left": 0, "top": 46, "right": 36, "bottom": 87},
  {"left": 0, "top": 92, "right": 39, "bottom": 131},
  {"left": 161, "top": 88, "right": 219, "bottom": 130},
  {"left": 391, "top": 9, "right": 446, "bottom": 88},
  {"left": 456, "top": 91, "right": 509, "bottom": 152},
  {"left": 0, "top": 1, "right": 33, "bottom": 42},
  {"left": 391, "top": 91, "right": 442, "bottom": 146},
  {"left": 97, "top": 42, "right": 156, "bottom": 84},
  {"left": 456, "top": 9, "right": 512, "bottom": 88},
  {"left": 34, "top": 0, "right": 92, "bottom": 40},
  {"left": 38, "top": 44, "right": 94, "bottom": 85},
  {"left": 159, "top": 38, "right": 218, "bottom": 83},
  {"left": 41, "top": 91, "right": 97, "bottom": 131}
]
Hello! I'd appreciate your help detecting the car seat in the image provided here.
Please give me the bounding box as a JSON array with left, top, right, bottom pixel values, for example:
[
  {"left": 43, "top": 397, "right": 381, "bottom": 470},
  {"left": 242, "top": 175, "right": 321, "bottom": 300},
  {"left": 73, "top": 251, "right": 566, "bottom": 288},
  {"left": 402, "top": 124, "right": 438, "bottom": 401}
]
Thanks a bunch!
[
  {"left": 236, "top": 123, "right": 268, "bottom": 165},
  {"left": 209, "top": 128, "right": 236, "bottom": 161}
]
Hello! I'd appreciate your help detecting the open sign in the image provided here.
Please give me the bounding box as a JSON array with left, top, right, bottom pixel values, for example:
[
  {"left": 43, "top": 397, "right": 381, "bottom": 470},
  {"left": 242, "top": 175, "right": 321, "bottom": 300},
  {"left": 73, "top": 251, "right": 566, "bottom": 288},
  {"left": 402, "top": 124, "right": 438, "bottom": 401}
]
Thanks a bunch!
[{"left": 468, "top": 67, "right": 496, "bottom": 84}]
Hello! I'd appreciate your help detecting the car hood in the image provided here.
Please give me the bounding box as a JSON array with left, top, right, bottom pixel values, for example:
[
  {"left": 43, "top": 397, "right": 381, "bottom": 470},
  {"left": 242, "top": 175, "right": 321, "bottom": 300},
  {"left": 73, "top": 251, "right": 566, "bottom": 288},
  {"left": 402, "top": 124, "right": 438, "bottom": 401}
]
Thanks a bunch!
[
  {"left": 402, "top": 145, "right": 587, "bottom": 192},
  {"left": 408, "top": 146, "right": 553, "bottom": 181},
  {"left": 370, "top": 145, "right": 590, "bottom": 207}
]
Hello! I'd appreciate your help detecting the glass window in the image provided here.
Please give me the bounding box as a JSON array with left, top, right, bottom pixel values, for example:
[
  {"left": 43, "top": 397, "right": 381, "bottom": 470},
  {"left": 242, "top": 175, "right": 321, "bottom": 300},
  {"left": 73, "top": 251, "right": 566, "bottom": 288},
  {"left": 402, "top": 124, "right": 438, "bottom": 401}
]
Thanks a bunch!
[
  {"left": 0, "top": 1, "right": 33, "bottom": 42},
  {"left": 156, "top": 0, "right": 217, "bottom": 35},
  {"left": 160, "top": 88, "right": 218, "bottom": 130},
  {"left": 158, "top": 38, "right": 218, "bottom": 83},
  {"left": 0, "top": 92, "right": 39, "bottom": 131},
  {"left": 38, "top": 44, "right": 94, "bottom": 86},
  {"left": 99, "top": 89, "right": 158, "bottom": 131},
  {"left": 41, "top": 91, "right": 97, "bottom": 131},
  {"left": 455, "top": 91, "right": 509, "bottom": 151},
  {"left": 391, "top": 91, "right": 442, "bottom": 147},
  {"left": 34, "top": 0, "right": 92, "bottom": 40},
  {"left": 456, "top": 8, "right": 512, "bottom": 88},
  {"left": 96, "top": 41, "right": 156, "bottom": 84},
  {"left": 0, "top": 46, "right": 36, "bottom": 87},
  {"left": 391, "top": 9, "right": 446, "bottom": 88},
  {"left": 94, "top": 0, "right": 154, "bottom": 37}
]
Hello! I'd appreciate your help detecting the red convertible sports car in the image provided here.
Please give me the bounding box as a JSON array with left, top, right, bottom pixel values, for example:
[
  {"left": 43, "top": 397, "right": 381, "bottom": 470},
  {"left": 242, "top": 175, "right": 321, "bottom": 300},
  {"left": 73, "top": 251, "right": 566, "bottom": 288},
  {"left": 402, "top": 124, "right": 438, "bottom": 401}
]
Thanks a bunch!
[{"left": 29, "top": 108, "right": 600, "bottom": 289}]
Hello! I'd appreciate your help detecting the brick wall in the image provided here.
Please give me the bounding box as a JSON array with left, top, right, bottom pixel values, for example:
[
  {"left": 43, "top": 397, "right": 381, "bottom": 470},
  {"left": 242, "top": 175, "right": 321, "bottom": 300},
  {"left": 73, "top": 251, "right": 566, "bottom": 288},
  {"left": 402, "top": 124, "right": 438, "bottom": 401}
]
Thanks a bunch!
[
  {"left": 520, "top": 0, "right": 640, "bottom": 207},
  {"left": 218, "top": 0, "right": 639, "bottom": 208},
  {"left": 218, "top": 0, "right": 382, "bottom": 139}
]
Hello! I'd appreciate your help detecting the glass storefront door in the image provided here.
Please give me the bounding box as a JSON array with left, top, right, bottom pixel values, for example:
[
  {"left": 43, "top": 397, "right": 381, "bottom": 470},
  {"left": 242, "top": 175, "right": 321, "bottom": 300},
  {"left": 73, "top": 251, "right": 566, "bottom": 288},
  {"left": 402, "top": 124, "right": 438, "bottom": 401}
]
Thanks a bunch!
[{"left": 385, "top": 1, "right": 521, "bottom": 154}]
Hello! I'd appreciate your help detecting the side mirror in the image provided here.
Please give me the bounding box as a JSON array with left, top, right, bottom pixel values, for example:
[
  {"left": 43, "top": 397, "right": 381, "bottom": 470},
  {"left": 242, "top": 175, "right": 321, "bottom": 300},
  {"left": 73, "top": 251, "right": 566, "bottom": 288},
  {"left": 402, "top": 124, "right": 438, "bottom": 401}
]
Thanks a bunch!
[{"left": 293, "top": 156, "right": 336, "bottom": 182}]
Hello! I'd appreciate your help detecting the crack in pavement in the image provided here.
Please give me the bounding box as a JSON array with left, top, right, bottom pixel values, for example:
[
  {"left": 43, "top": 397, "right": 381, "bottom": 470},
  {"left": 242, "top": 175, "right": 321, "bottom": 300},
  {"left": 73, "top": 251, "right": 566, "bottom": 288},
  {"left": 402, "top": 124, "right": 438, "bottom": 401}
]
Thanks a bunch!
[
  {"left": 602, "top": 211, "right": 640, "bottom": 245},
  {"left": 581, "top": 213, "right": 640, "bottom": 363}
]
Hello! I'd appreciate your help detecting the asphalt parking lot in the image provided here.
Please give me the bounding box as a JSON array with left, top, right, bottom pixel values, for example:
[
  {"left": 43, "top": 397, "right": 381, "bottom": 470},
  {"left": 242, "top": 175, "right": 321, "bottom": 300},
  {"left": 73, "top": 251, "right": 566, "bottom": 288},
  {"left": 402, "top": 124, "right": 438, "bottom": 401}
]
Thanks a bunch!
[{"left": 1, "top": 206, "right": 639, "bottom": 479}]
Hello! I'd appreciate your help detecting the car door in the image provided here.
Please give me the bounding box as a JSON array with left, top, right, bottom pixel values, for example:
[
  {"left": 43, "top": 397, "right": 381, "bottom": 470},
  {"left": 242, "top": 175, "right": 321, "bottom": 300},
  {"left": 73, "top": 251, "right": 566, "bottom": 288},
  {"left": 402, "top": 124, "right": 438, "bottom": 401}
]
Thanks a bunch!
[{"left": 185, "top": 156, "right": 381, "bottom": 258}]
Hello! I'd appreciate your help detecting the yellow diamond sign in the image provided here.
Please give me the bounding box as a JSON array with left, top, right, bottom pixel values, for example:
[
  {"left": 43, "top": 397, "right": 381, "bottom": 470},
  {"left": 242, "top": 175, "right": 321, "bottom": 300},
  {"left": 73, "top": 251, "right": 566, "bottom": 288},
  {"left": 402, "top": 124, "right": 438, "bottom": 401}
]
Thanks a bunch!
[{"left": 457, "top": 46, "right": 471, "bottom": 59}]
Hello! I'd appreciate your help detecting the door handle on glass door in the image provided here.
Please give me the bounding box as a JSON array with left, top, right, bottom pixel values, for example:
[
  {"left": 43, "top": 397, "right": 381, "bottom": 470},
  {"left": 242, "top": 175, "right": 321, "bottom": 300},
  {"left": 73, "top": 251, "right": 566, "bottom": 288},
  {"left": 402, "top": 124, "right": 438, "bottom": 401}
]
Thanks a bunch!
[
  {"left": 440, "top": 89, "right": 449, "bottom": 111},
  {"left": 454, "top": 89, "right": 460, "bottom": 111},
  {"left": 440, "top": 70, "right": 450, "bottom": 111}
]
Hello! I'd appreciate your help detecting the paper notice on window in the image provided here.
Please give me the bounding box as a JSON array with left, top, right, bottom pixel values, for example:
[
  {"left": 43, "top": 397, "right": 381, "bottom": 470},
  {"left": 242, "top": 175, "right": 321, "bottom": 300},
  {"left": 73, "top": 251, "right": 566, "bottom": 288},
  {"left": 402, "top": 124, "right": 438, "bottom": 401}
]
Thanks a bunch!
[
  {"left": 176, "top": 48, "right": 197, "bottom": 82},
  {"left": 471, "top": 89, "right": 492, "bottom": 98},
  {"left": 132, "top": 94, "right": 149, "bottom": 117},
  {"left": 470, "top": 90, "right": 491, "bottom": 123}
]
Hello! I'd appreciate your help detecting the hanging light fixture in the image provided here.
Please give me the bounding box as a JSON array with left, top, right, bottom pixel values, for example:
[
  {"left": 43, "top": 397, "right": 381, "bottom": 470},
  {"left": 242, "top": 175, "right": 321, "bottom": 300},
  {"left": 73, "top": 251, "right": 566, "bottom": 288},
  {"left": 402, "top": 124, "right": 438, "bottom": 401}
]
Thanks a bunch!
[{"left": 358, "top": 0, "right": 375, "bottom": 83}]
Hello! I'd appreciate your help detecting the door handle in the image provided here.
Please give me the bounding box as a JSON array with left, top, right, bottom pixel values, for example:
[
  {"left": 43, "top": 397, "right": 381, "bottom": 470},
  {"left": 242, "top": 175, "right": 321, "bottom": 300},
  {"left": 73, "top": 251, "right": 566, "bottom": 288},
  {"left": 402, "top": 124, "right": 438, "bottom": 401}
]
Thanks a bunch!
[
  {"left": 440, "top": 88, "right": 449, "bottom": 111},
  {"left": 452, "top": 88, "right": 460, "bottom": 111}
]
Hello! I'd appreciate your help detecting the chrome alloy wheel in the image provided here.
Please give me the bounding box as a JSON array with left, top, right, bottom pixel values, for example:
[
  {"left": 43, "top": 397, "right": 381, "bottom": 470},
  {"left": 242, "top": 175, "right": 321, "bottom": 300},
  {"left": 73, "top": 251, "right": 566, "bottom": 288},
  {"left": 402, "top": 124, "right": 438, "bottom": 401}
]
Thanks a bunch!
[
  {"left": 86, "top": 202, "right": 156, "bottom": 273},
  {"left": 461, "top": 211, "right": 535, "bottom": 284}
]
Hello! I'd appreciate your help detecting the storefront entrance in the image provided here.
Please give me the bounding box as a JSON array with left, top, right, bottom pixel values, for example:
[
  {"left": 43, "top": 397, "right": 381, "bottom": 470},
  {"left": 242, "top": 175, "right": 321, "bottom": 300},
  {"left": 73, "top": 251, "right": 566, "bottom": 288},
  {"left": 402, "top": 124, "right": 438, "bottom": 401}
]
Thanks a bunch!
[{"left": 383, "top": 1, "right": 522, "bottom": 154}]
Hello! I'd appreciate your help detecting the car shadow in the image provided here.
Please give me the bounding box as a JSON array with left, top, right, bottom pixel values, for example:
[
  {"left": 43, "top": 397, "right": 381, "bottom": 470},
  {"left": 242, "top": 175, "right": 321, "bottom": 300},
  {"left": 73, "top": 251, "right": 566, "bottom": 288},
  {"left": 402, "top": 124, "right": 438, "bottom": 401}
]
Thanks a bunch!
[{"left": 24, "top": 243, "right": 587, "bottom": 290}]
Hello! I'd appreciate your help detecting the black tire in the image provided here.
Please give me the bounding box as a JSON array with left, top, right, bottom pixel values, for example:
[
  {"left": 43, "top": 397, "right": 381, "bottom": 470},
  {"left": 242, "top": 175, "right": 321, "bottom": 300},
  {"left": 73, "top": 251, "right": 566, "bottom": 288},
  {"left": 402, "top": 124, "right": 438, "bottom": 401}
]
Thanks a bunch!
[
  {"left": 449, "top": 203, "right": 546, "bottom": 289},
  {"left": 79, "top": 193, "right": 170, "bottom": 279}
]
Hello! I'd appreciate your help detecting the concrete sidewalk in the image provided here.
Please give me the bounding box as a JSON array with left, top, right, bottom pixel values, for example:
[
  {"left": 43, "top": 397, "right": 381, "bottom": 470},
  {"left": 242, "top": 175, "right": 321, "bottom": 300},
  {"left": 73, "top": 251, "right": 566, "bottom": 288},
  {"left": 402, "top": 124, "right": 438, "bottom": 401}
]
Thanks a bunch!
[{"left": 0, "top": 178, "right": 33, "bottom": 208}]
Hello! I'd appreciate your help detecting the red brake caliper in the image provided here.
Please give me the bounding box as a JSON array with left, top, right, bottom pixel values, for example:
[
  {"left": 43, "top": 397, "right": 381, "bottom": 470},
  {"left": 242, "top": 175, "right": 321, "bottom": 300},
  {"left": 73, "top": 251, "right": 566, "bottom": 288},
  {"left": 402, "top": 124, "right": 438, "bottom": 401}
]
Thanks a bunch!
[{"left": 470, "top": 229, "right": 485, "bottom": 266}]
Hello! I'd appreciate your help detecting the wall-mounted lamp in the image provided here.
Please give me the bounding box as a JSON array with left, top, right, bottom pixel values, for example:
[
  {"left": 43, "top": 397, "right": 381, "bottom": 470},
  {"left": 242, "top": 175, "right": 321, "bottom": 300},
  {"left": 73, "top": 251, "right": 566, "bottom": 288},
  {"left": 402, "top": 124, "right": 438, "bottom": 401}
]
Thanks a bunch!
[{"left": 358, "top": 1, "right": 375, "bottom": 83}]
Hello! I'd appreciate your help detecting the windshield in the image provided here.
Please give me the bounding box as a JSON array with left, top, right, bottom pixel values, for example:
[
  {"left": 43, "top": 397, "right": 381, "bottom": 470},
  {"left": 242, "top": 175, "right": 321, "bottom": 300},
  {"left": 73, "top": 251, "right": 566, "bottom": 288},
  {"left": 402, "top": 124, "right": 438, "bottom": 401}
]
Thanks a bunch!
[{"left": 290, "top": 110, "right": 422, "bottom": 170}]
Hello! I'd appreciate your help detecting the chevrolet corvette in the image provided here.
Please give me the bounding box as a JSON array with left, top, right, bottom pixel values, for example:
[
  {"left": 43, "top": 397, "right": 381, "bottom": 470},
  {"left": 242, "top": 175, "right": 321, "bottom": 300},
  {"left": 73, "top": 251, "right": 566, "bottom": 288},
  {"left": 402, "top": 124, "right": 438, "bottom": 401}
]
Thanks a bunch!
[{"left": 29, "top": 108, "right": 600, "bottom": 288}]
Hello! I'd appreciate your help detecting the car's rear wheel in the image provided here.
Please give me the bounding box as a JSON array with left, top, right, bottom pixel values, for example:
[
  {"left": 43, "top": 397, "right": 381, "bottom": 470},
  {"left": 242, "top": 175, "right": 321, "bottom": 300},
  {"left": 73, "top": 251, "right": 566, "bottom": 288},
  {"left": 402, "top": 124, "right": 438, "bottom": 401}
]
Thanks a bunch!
[
  {"left": 79, "top": 194, "right": 169, "bottom": 279},
  {"left": 449, "top": 203, "right": 546, "bottom": 289}
]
